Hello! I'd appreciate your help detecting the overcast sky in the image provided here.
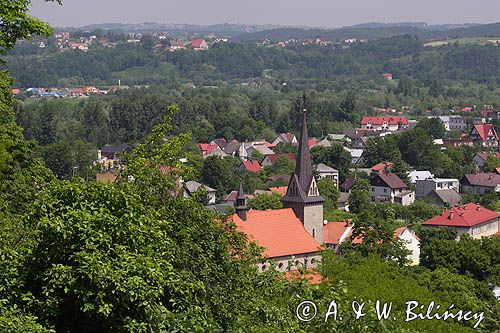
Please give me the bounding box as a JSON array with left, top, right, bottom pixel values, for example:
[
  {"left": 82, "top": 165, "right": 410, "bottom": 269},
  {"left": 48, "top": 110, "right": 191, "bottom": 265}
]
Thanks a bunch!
[{"left": 30, "top": 0, "right": 500, "bottom": 28}]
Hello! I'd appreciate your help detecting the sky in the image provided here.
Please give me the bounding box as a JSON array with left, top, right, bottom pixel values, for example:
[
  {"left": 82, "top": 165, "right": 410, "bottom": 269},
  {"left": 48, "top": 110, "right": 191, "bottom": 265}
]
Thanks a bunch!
[{"left": 30, "top": 0, "right": 500, "bottom": 28}]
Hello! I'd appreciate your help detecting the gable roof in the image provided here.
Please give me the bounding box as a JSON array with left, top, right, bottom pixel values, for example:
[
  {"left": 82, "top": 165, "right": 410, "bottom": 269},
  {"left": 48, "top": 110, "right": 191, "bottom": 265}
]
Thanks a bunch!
[
  {"left": 269, "top": 186, "right": 288, "bottom": 196},
  {"left": 241, "top": 160, "right": 262, "bottom": 173},
  {"left": 185, "top": 180, "right": 216, "bottom": 194},
  {"left": 371, "top": 161, "right": 394, "bottom": 173},
  {"left": 470, "top": 124, "right": 499, "bottom": 142},
  {"left": 315, "top": 163, "right": 338, "bottom": 173},
  {"left": 361, "top": 116, "right": 408, "bottom": 126},
  {"left": 422, "top": 203, "right": 500, "bottom": 227},
  {"left": 461, "top": 173, "right": 500, "bottom": 188},
  {"left": 101, "top": 144, "right": 128, "bottom": 154},
  {"left": 475, "top": 151, "right": 500, "bottom": 161},
  {"left": 198, "top": 143, "right": 219, "bottom": 154},
  {"left": 323, "top": 221, "right": 353, "bottom": 245},
  {"left": 340, "top": 177, "right": 356, "bottom": 192},
  {"left": 231, "top": 208, "right": 321, "bottom": 257},
  {"left": 190, "top": 39, "right": 206, "bottom": 48},
  {"left": 428, "top": 189, "right": 461, "bottom": 206},
  {"left": 264, "top": 153, "right": 296, "bottom": 164},
  {"left": 371, "top": 173, "right": 407, "bottom": 189}
]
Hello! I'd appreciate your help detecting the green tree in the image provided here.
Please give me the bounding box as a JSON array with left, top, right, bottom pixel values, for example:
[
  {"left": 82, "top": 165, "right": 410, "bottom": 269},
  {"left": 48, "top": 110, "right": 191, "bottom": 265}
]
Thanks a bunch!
[
  {"left": 264, "top": 154, "right": 295, "bottom": 176},
  {"left": 201, "top": 156, "right": 239, "bottom": 198},
  {"left": 416, "top": 117, "right": 446, "bottom": 139},
  {"left": 311, "top": 145, "right": 351, "bottom": 181},
  {"left": 348, "top": 178, "right": 371, "bottom": 214},
  {"left": 317, "top": 178, "right": 340, "bottom": 210},
  {"left": 483, "top": 155, "right": 500, "bottom": 172},
  {"left": 248, "top": 193, "right": 283, "bottom": 210}
]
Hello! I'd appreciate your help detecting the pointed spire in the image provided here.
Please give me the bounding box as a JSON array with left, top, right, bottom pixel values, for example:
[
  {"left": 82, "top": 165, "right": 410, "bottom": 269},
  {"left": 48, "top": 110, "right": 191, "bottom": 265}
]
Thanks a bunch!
[
  {"left": 294, "top": 93, "right": 313, "bottom": 191},
  {"left": 235, "top": 179, "right": 247, "bottom": 221}
]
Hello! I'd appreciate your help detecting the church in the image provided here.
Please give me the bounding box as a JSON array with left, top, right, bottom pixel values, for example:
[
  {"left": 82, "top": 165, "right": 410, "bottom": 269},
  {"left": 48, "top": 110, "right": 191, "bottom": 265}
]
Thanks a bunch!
[{"left": 231, "top": 104, "right": 325, "bottom": 272}]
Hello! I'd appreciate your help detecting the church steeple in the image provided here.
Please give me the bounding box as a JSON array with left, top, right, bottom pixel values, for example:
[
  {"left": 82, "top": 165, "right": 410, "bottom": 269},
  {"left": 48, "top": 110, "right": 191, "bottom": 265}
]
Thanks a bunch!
[
  {"left": 235, "top": 179, "right": 247, "bottom": 221},
  {"left": 282, "top": 94, "right": 324, "bottom": 243}
]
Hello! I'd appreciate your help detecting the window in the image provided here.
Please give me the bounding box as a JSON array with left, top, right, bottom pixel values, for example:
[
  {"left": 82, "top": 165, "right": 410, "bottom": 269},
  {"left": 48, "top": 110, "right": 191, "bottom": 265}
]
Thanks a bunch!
[
  {"left": 261, "top": 264, "right": 267, "bottom": 272},
  {"left": 278, "top": 262, "right": 285, "bottom": 270}
]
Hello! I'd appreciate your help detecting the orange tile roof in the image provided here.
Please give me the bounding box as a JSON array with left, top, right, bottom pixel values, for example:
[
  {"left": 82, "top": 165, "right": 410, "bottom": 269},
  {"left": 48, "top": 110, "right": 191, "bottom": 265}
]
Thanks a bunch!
[
  {"left": 269, "top": 186, "right": 288, "bottom": 196},
  {"left": 371, "top": 161, "right": 394, "bottom": 172},
  {"left": 242, "top": 160, "right": 262, "bottom": 173},
  {"left": 323, "top": 221, "right": 353, "bottom": 245},
  {"left": 231, "top": 208, "right": 320, "bottom": 258}
]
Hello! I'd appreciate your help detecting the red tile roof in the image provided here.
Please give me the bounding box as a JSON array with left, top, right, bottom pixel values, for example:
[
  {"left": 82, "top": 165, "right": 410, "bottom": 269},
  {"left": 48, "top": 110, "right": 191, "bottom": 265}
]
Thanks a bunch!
[
  {"left": 269, "top": 186, "right": 288, "bottom": 196},
  {"left": 264, "top": 153, "right": 296, "bottom": 164},
  {"left": 471, "top": 124, "right": 499, "bottom": 142},
  {"left": 361, "top": 116, "right": 408, "bottom": 126},
  {"left": 422, "top": 204, "right": 500, "bottom": 227},
  {"left": 371, "top": 161, "right": 394, "bottom": 172},
  {"left": 190, "top": 38, "right": 206, "bottom": 48},
  {"left": 241, "top": 160, "right": 262, "bottom": 173},
  {"left": 308, "top": 138, "right": 318, "bottom": 148},
  {"left": 323, "top": 221, "right": 353, "bottom": 245},
  {"left": 231, "top": 209, "right": 321, "bottom": 258},
  {"left": 198, "top": 143, "right": 219, "bottom": 154}
]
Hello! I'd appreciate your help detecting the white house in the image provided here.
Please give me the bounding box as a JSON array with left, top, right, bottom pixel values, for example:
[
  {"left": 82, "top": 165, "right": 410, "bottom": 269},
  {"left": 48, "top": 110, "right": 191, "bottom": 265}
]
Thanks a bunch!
[
  {"left": 394, "top": 227, "right": 420, "bottom": 265},
  {"left": 415, "top": 177, "right": 459, "bottom": 199},
  {"left": 315, "top": 163, "right": 339, "bottom": 187}
]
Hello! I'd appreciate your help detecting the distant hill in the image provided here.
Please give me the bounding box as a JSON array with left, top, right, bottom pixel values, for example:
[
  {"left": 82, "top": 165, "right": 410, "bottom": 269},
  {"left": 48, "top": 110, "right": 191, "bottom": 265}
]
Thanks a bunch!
[{"left": 231, "top": 22, "right": 500, "bottom": 42}]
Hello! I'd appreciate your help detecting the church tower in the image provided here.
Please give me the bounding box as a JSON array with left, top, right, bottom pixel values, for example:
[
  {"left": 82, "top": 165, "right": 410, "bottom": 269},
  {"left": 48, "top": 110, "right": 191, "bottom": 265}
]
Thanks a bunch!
[
  {"left": 281, "top": 96, "right": 325, "bottom": 243},
  {"left": 235, "top": 180, "right": 247, "bottom": 221}
]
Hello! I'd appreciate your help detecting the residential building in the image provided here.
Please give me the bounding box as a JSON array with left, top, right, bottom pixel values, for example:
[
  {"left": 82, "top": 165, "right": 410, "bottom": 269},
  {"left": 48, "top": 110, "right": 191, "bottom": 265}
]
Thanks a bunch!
[
  {"left": 393, "top": 227, "right": 420, "bottom": 265},
  {"left": 460, "top": 173, "right": 500, "bottom": 194},
  {"left": 422, "top": 204, "right": 500, "bottom": 239},
  {"left": 261, "top": 153, "right": 296, "bottom": 167},
  {"left": 316, "top": 134, "right": 351, "bottom": 147},
  {"left": 183, "top": 180, "right": 216, "bottom": 204},
  {"left": 408, "top": 170, "right": 434, "bottom": 184},
  {"left": 323, "top": 221, "right": 354, "bottom": 253},
  {"left": 272, "top": 133, "right": 297, "bottom": 146},
  {"left": 240, "top": 160, "right": 262, "bottom": 173},
  {"left": 426, "top": 189, "right": 462, "bottom": 207},
  {"left": 245, "top": 144, "right": 274, "bottom": 159},
  {"left": 198, "top": 143, "right": 227, "bottom": 158},
  {"left": 360, "top": 116, "right": 409, "bottom": 131},
  {"left": 473, "top": 152, "right": 500, "bottom": 171},
  {"left": 370, "top": 161, "right": 394, "bottom": 175},
  {"left": 189, "top": 39, "right": 208, "bottom": 51},
  {"left": 370, "top": 173, "right": 415, "bottom": 206},
  {"left": 431, "top": 116, "right": 467, "bottom": 131},
  {"left": 415, "top": 177, "right": 459, "bottom": 199},
  {"left": 469, "top": 124, "right": 499, "bottom": 147},
  {"left": 344, "top": 148, "right": 364, "bottom": 164},
  {"left": 315, "top": 163, "right": 339, "bottom": 187}
]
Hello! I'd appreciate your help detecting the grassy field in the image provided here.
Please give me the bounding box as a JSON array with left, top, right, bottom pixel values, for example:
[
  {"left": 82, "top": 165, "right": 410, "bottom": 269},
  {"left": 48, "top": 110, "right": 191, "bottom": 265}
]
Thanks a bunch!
[{"left": 424, "top": 37, "right": 500, "bottom": 47}]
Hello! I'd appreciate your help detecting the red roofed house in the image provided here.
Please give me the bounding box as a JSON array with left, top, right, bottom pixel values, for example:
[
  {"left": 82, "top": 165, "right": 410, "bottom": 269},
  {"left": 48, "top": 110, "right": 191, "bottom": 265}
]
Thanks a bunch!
[
  {"left": 460, "top": 173, "right": 500, "bottom": 194},
  {"left": 422, "top": 204, "right": 500, "bottom": 239},
  {"left": 383, "top": 73, "right": 393, "bottom": 80},
  {"left": 370, "top": 173, "right": 415, "bottom": 206},
  {"left": 261, "top": 153, "right": 296, "bottom": 167},
  {"left": 308, "top": 138, "right": 318, "bottom": 148},
  {"left": 323, "top": 221, "right": 354, "bottom": 253},
  {"left": 190, "top": 39, "right": 208, "bottom": 51},
  {"left": 469, "top": 124, "right": 499, "bottom": 147},
  {"left": 198, "top": 143, "right": 227, "bottom": 158},
  {"left": 370, "top": 161, "right": 394, "bottom": 175},
  {"left": 269, "top": 186, "right": 288, "bottom": 197},
  {"left": 240, "top": 160, "right": 262, "bottom": 173},
  {"left": 361, "top": 116, "right": 409, "bottom": 132},
  {"left": 231, "top": 109, "right": 325, "bottom": 272}
]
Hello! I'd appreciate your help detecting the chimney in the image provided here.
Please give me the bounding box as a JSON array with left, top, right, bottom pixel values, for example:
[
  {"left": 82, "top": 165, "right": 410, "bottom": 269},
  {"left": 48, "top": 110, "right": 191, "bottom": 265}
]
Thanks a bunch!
[
  {"left": 476, "top": 205, "right": 481, "bottom": 211},
  {"left": 448, "top": 211, "right": 455, "bottom": 219},
  {"left": 235, "top": 180, "right": 247, "bottom": 221}
]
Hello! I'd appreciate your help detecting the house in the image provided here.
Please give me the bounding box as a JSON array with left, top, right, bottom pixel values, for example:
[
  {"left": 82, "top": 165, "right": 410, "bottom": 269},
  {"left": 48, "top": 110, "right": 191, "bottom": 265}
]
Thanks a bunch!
[
  {"left": 431, "top": 116, "right": 467, "bottom": 131},
  {"left": 408, "top": 170, "right": 434, "bottom": 184},
  {"left": 473, "top": 152, "right": 500, "bottom": 171},
  {"left": 198, "top": 143, "right": 227, "bottom": 158},
  {"left": 426, "top": 189, "right": 462, "bottom": 207},
  {"left": 442, "top": 138, "right": 474, "bottom": 148},
  {"left": 340, "top": 177, "right": 356, "bottom": 193},
  {"left": 360, "top": 116, "right": 409, "bottom": 132},
  {"left": 315, "top": 163, "right": 339, "bottom": 187},
  {"left": 338, "top": 192, "right": 350, "bottom": 211},
  {"left": 460, "top": 173, "right": 500, "bottom": 194},
  {"left": 183, "top": 180, "right": 216, "bottom": 204},
  {"left": 223, "top": 140, "right": 241, "bottom": 156},
  {"left": 370, "top": 173, "right": 415, "bottom": 206},
  {"left": 189, "top": 39, "right": 208, "bottom": 51},
  {"left": 415, "top": 177, "right": 459, "bottom": 199},
  {"left": 211, "top": 138, "right": 228, "bottom": 150},
  {"left": 316, "top": 134, "right": 351, "bottom": 147},
  {"left": 422, "top": 204, "right": 500, "bottom": 239},
  {"left": 240, "top": 160, "right": 262, "bottom": 173},
  {"left": 100, "top": 144, "right": 128, "bottom": 160},
  {"left": 371, "top": 161, "right": 394, "bottom": 175},
  {"left": 344, "top": 148, "right": 364, "bottom": 164},
  {"left": 383, "top": 73, "right": 393, "bottom": 80},
  {"left": 245, "top": 144, "right": 274, "bottom": 159},
  {"left": 261, "top": 153, "right": 296, "bottom": 167},
  {"left": 393, "top": 227, "right": 420, "bottom": 265},
  {"left": 469, "top": 124, "right": 499, "bottom": 147},
  {"left": 169, "top": 39, "right": 187, "bottom": 51},
  {"left": 272, "top": 133, "right": 297, "bottom": 146},
  {"left": 269, "top": 186, "right": 288, "bottom": 197},
  {"left": 323, "top": 221, "right": 354, "bottom": 252}
]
